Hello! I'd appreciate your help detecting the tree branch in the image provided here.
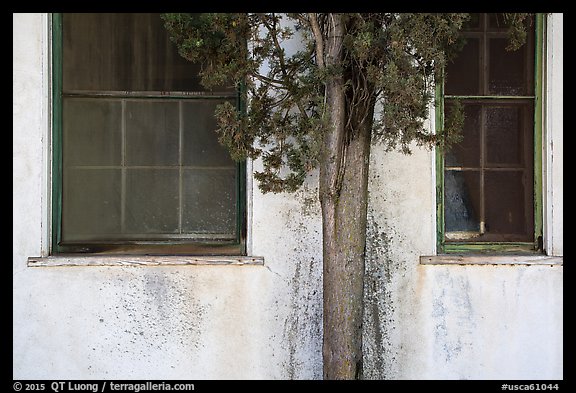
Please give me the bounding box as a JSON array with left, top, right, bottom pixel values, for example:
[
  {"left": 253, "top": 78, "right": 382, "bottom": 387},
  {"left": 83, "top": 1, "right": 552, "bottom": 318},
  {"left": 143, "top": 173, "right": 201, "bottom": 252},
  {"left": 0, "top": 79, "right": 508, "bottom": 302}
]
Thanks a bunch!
[
  {"left": 261, "top": 13, "right": 310, "bottom": 121},
  {"left": 308, "top": 13, "right": 325, "bottom": 69}
]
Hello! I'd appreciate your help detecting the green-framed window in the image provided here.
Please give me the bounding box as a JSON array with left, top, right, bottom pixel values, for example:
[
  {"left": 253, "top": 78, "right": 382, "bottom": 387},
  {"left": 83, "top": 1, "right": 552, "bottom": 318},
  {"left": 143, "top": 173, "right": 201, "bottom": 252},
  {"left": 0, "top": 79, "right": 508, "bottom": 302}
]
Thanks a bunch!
[
  {"left": 51, "top": 13, "right": 246, "bottom": 255},
  {"left": 436, "top": 13, "right": 544, "bottom": 254}
]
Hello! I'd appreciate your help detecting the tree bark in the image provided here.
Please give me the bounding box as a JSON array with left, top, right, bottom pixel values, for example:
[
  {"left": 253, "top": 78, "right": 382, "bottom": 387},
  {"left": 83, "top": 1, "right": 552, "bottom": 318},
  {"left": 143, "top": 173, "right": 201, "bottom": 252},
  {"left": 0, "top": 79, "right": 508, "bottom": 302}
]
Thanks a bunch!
[
  {"left": 320, "top": 13, "right": 374, "bottom": 380},
  {"left": 321, "top": 120, "right": 372, "bottom": 380}
]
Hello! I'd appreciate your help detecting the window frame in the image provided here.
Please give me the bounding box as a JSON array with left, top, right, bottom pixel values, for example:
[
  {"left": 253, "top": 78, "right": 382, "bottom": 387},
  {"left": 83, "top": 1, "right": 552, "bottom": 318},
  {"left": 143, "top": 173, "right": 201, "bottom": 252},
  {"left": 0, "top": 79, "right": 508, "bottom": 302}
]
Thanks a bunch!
[
  {"left": 435, "top": 13, "right": 544, "bottom": 254},
  {"left": 50, "top": 13, "right": 247, "bottom": 256}
]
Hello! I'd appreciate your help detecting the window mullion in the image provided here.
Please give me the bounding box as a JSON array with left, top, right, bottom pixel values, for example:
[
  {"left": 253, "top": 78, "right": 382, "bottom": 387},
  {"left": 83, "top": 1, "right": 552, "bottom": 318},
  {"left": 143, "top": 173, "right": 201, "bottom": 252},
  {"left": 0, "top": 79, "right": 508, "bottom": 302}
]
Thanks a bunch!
[
  {"left": 479, "top": 20, "right": 488, "bottom": 235},
  {"left": 479, "top": 106, "right": 486, "bottom": 235},
  {"left": 178, "top": 100, "right": 183, "bottom": 235},
  {"left": 121, "top": 99, "right": 127, "bottom": 234}
]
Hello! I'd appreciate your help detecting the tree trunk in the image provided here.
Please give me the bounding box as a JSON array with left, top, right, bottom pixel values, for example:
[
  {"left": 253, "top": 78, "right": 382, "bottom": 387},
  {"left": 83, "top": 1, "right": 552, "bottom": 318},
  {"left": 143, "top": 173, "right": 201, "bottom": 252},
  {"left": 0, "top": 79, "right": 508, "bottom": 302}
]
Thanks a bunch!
[
  {"left": 321, "top": 120, "right": 372, "bottom": 380},
  {"left": 319, "top": 13, "right": 374, "bottom": 380}
]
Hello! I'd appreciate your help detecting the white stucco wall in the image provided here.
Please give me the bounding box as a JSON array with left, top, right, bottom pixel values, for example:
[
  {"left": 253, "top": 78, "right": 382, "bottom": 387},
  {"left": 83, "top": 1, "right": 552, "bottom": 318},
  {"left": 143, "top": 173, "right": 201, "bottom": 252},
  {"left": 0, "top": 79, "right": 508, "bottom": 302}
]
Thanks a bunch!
[{"left": 13, "top": 13, "right": 562, "bottom": 380}]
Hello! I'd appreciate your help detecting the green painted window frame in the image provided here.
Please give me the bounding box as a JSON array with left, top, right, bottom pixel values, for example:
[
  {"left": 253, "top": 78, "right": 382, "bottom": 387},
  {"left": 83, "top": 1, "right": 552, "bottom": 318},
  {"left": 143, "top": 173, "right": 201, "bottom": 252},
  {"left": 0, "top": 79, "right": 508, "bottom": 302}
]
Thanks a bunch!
[
  {"left": 435, "top": 13, "right": 544, "bottom": 254},
  {"left": 50, "top": 13, "right": 247, "bottom": 256}
]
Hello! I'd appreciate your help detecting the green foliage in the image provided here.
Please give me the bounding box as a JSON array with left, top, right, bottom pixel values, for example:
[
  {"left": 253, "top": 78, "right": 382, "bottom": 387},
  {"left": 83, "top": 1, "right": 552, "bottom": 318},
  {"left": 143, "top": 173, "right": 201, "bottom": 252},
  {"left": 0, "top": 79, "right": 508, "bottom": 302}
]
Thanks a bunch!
[
  {"left": 502, "top": 13, "right": 532, "bottom": 51},
  {"left": 162, "top": 13, "right": 529, "bottom": 193}
]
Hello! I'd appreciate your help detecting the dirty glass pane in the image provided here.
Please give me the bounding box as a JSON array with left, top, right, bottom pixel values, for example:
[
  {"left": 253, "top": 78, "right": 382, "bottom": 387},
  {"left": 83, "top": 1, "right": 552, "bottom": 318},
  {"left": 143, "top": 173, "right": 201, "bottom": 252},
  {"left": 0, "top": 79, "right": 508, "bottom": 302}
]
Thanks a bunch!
[
  {"left": 485, "top": 171, "right": 532, "bottom": 237},
  {"left": 60, "top": 13, "right": 242, "bottom": 248},
  {"left": 445, "top": 38, "right": 480, "bottom": 96},
  {"left": 182, "top": 169, "right": 237, "bottom": 235},
  {"left": 63, "top": 98, "right": 122, "bottom": 166},
  {"left": 62, "top": 169, "right": 122, "bottom": 241},
  {"left": 462, "top": 13, "right": 481, "bottom": 30},
  {"left": 125, "top": 101, "right": 180, "bottom": 166},
  {"left": 63, "top": 13, "right": 234, "bottom": 93},
  {"left": 488, "top": 38, "right": 530, "bottom": 95},
  {"left": 485, "top": 105, "right": 529, "bottom": 166},
  {"left": 125, "top": 169, "right": 180, "bottom": 235},
  {"left": 444, "top": 103, "right": 481, "bottom": 167},
  {"left": 182, "top": 100, "right": 236, "bottom": 168},
  {"left": 488, "top": 13, "right": 509, "bottom": 30},
  {"left": 488, "top": 13, "right": 535, "bottom": 32},
  {"left": 444, "top": 170, "right": 481, "bottom": 233}
]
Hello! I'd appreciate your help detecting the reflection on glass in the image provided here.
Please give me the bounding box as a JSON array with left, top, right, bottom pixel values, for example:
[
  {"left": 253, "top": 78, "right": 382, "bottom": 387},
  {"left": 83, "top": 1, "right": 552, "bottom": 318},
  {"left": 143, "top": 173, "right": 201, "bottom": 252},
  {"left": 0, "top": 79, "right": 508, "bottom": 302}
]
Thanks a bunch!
[
  {"left": 486, "top": 106, "right": 524, "bottom": 166},
  {"left": 125, "top": 169, "right": 180, "bottom": 234},
  {"left": 485, "top": 171, "right": 531, "bottom": 236},
  {"left": 445, "top": 38, "right": 480, "bottom": 96},
  {"left": 444, "top": 103, "right": 481, "bottom": 167},
  {"left": 488, "top": 38, "right": 529, "bottom": 95},
  {"left": 182, "top": 169, "right": 237, "bottom": 235},
  {"left": 182, "top": 100, "right": 236, "bottom": 167},
  {"left": 444, "top": 170, "right": 480, "bottom": 233},
  {"left": 462, "top": 13, "right": 481, "bottom": 30},
  {"left": 63, "top": 13, "right": 211, "bottom": 92},
  {"left": 62, "top": 169, "right": 122, "bottom": 241},
  {"left": 63, "top": 99, "right": 122, "bottom": 166},
  {"left": 125, "top": 101, "right": 180, "bottom": 166}
]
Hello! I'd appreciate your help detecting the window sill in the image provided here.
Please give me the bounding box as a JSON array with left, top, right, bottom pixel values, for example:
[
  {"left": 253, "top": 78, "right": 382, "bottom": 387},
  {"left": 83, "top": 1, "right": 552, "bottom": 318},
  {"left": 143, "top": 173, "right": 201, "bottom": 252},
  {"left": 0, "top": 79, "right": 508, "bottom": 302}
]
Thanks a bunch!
[
  {"left": 27, "top": 255, "right": 265, "bottom": 267},
  {"left": 420, "top": 254, "right": 563, "bottom": 266}
]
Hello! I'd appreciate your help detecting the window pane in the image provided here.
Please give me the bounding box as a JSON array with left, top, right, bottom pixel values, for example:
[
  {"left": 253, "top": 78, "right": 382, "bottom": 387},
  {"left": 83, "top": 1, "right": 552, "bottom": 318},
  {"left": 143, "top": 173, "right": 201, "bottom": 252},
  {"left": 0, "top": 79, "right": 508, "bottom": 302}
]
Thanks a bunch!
[
  {"left": 62, "top": 13, "right": 233, "bottom": 92},
  {"left": 62, "top": 169, "right": 122, "bottom": 241},
  {"left": 444, "top": 103, "right": 481, "bottom": 167},
  {"left": 125, "top": 101, "right": 180, "bottom": 166},
  {"left": 125, "top": 169, "right": 180, "bottom": 235},
  {"left": 485, "top": 171, "right": 532, "bottom": 237},
  {"left": 462, "top": 13, "right": 481, "bottom": 30},
  {"left": 445, "top": 38, "right": 480, "bottom": 95},
  {"left": 182, "top": 169, "right": 237, "bottom": 235},
  {"left": 488, "top": 38, "right": 530, "bottom": 95},
  {"left": 488, "top": 13, "right": 509, "bottom": 30},
  {"left": 444, "top": 170, "right": 481, "bottom": 233},
  {"left": 63, "top": 98, "right": 122, "bottom": 166},
  {"left": 182, "top": 100, "right": 236, "bottom": 168},
  {"left": 58, "top": 13, "right": 243, "bottom": 251},
  {"left": 486, "top": 105, "right": 531, "bottom": 167}
]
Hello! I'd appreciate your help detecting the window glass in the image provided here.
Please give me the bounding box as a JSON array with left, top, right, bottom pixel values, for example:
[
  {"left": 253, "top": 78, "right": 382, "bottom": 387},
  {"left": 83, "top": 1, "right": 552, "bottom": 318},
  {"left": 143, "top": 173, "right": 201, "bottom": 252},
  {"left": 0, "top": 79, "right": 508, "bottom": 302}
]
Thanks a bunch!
[
  {"left": 62, "top": 13, "right": 231, "bottom": 92},
  {"left": 488, "top": 38, "right": 530, "bottom": 95},
  {"left": 445, "top": 38, "right": 480, "bottom": 96},
  {"left": 182, "top": 100, "right": 237, "bottom": 167},
  {"left": 57, "top": 13, "right": 242, "bottom": 252},
  {"left": 444, "top": 103, "right": 481, "bottom": 167},
  {"left": 485, "top": 105, "right": 532, "bottom": 166},
  {"left": 124, "top": 169, "right": 180, "bottom": 235},
  {"left": 441, "top": 13, "right": 536, "bottom": 246},
  {"left": 484, "top": 171, "right": 532, "bottom": 237},
  {"left": 63, "top": 99, "right": 122, "bottom": 166},
  {"left": 62, "top": 169, "right": 122, "bottom": 241},
  {"left": 182, "top": 169, "right": 237, "bottom": 235},
  {"left": 444, "top": 171, "right": 481, "bottom": 233},
  {"left": 125, "top": 101, "right": 180, "bottom": 166}
]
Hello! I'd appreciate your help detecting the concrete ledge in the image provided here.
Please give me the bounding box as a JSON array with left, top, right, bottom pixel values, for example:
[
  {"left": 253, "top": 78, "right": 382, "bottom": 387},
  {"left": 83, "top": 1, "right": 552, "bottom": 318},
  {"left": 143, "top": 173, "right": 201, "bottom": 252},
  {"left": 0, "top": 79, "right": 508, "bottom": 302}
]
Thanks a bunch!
[
  {"left": 420, "top": 254, "right": 563, "bottom": 266},
  {"left": 28, "top": 255, "right": 265, "bottom": 267}
]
